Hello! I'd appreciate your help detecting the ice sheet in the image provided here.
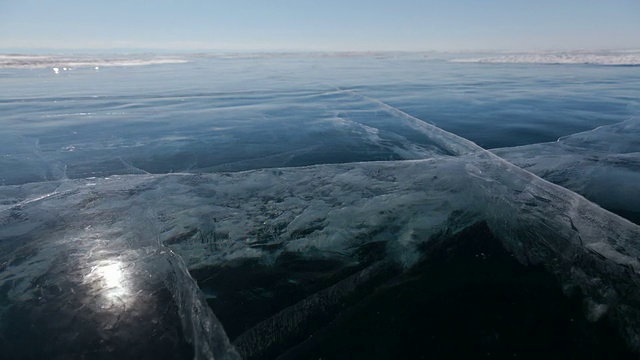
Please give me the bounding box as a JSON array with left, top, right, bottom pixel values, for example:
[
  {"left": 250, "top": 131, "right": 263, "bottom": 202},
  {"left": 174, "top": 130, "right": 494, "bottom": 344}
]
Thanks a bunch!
[
  {"left": 0, "top": 176, "right": 240, "bottom": 359},
  {"left": 493, "top": 118, "right": 640, "bottom": 221},
  {"left": 2, "top": 112, "right": 640, "bottom": 357},
  {"left": 0, "top": 89, "right": 471, "bottom": 186}
]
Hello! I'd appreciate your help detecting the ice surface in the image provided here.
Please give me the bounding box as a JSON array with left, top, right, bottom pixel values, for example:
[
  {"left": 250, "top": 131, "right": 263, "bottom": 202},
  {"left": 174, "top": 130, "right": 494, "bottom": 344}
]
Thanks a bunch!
[
  {"left": 0, "top": 177, "right": 240, "bottom": 359},
  {"left": 450, "top": 51, "right": 640, "bottom": 65},
  {"left": 493, "top": 118, "right": 640, "bottom": 221},
  {"left": 557, "top": 117, "right": 640, "bottom": 153},
  {"left": 0, "top": 89, "right": 472, "bottom": 186},
  {"left": 2, "top": 108, "right": 640, "bottom": 358},
  {"left": 2, "top": 57, "right": 640, "bottom": 356}
]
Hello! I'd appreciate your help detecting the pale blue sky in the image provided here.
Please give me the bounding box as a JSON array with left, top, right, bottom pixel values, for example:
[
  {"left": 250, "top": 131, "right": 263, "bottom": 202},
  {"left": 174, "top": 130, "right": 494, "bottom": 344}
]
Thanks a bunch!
[{"left": 1, "top": 0, "right": 639, "bottom": 52}]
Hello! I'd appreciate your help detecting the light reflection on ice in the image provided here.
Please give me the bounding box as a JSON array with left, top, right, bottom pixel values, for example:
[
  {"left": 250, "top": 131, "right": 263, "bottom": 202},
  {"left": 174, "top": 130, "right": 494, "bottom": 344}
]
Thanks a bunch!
[{"left": 86, "top": 259, "right": 132, "bottom": 307}]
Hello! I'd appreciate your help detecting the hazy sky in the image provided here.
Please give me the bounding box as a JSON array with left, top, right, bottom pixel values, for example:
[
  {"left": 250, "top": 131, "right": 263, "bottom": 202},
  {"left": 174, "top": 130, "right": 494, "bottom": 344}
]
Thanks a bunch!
[{"left": 1, "top": 0, "right": 639, "bottom": 52}]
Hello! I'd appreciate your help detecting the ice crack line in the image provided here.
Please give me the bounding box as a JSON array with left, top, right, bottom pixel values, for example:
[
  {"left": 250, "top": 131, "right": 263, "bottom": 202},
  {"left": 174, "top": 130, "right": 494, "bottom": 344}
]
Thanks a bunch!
[{"left": 332, "top": 87, "right": 482, "bottom": 156}]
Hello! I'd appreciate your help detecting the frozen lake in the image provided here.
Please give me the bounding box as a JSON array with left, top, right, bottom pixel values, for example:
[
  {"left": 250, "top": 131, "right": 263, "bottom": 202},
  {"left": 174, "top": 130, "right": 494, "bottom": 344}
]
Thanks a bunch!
[{"left": 1, "top": 52, "right": 640, "bottom": 359}]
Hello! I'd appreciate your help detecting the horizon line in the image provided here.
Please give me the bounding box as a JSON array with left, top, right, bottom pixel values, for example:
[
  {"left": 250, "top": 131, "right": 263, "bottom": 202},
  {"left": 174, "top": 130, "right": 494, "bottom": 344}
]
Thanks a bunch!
[{"left": 2, "top": 47, "right": 640, "bottom": 55}]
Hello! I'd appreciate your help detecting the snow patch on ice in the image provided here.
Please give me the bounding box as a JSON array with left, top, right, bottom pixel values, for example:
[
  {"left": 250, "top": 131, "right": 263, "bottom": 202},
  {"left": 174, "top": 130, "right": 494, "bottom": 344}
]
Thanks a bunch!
[
  {"left": 0, "top": 54, "right": 188, "bottom": 69},
  {"left": 450, "top": 51, "right": 640, "bottom": 65}
]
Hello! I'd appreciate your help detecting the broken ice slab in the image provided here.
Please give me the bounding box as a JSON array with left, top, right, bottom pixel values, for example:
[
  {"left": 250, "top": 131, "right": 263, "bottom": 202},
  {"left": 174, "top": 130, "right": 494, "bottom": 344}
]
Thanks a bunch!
[
  {"left": 3, "top": 142, "right": 640, "bottom": 357},
  {"left": 493, "top": 117, "right": 640, "bottom": 223},
  {"left": 2, "top": 101, "right": 640, "bottom": 358},
  {"left": 0, "top": 177, "right": 240, "bottom": 360},
  {"left": 0, "top": 88, "right": 469, "bottom": 186}
]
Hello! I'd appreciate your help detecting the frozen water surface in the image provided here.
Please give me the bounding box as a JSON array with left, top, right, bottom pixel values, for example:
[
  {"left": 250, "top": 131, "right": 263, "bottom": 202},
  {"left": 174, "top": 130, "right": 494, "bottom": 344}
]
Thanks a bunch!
[
  {"left": 494, "top": 117, "right": 640, "bottom": 223},
  {"left": 1, "top": 53, "right": 639, "bottom": 358}
]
